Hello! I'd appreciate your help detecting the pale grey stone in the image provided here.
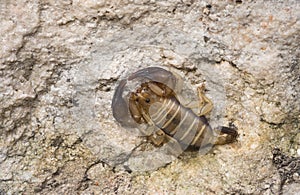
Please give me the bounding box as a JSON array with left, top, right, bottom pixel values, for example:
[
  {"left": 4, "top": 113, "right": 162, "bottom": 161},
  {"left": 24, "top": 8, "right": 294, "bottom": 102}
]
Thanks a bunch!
[{"left": 0, "top": 0, "right": 299, "bottom": 194}]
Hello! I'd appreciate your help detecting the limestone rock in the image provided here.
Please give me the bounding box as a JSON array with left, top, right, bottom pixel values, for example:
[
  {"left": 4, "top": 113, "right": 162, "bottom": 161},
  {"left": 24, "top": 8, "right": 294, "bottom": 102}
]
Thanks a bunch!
[{"left": 0, "top": 0, "right": 299, "bottom": 194}]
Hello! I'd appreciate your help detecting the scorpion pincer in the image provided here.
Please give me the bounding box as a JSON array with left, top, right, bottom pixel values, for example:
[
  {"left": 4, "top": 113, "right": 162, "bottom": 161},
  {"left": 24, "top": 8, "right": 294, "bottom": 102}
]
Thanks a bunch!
[{"left": 112, "top": 67, "right": 237, "bottom": 155}]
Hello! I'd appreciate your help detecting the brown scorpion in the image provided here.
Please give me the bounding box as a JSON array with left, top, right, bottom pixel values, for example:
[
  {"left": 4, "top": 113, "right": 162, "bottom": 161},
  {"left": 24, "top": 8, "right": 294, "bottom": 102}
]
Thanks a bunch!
[{"left": 112, "top": 67, "right": 237, "bottom": 156}]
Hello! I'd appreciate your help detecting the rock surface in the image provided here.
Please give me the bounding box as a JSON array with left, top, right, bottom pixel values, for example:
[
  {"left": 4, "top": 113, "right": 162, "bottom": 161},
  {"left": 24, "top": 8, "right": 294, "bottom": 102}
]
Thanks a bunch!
[{"left": 0, "top": 0, "right": 299, "bottom": 194}]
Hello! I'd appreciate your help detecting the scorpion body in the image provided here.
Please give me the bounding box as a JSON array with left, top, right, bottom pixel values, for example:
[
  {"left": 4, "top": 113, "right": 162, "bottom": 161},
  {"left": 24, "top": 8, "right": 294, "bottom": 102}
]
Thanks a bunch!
[
  {"left": 129, "top": 81, "right": 236, "bottom": 151},
  {"left": 148, "top": 95, "right": 213, "bottom": 148},
  {"left": 112, "top": 67, "right": 237, "bottom": 155}
]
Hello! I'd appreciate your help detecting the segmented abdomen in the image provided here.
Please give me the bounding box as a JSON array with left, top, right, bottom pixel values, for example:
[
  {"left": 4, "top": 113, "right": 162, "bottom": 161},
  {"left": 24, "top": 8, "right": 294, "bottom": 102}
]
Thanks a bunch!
[{"left": 148, "top": 97, "right": 214, "bottom": 148}]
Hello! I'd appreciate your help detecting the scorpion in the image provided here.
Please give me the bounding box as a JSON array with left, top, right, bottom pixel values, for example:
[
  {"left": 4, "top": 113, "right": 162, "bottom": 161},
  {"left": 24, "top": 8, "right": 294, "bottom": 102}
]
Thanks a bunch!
[{"left": 112, "top": 67, "right": 237, "bottom": 156}]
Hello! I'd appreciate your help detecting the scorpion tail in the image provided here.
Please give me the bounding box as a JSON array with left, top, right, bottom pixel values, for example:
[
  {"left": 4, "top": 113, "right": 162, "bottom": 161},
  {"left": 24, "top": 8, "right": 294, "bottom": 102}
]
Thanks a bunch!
[{"left": 214, "top": 126, "right": 238, "bottom": 145}]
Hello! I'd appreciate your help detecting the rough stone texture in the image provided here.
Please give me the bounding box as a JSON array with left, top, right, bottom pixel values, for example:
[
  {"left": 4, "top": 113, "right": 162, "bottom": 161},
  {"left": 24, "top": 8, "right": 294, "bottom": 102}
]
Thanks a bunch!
[{"left": 0, "top": 0, "right": 299, "bottom": 194}]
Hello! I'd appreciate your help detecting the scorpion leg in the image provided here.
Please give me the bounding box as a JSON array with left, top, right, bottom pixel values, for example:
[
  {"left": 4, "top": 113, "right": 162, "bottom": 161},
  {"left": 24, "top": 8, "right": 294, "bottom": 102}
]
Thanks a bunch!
[
  {"left": 182, "top": 83, "right": 213, "bottom": 114},
  {"left": 147, "top": 81, "right": 174, "bottom": 97},
  {"left": 149, "top": 129, "right": 166, "bottom": 146},
  {"left": 149, "top": 128, "right": 183, "bottom": 156},
  {"left": 197, "top": 83, "right": 213, "bottom": 116},
  {"left": 129, "top": 92, "right": 145, "bottom": 124}
]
